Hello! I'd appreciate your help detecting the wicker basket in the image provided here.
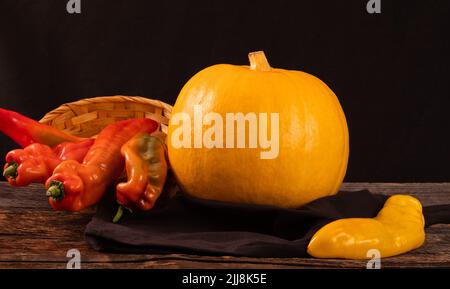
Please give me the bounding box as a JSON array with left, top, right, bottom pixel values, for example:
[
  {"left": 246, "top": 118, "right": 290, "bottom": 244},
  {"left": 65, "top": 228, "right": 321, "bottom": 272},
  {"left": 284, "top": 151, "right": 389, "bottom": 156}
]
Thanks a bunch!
[{"left": 39, "top": 96, "right": 172, "bottom": 138}]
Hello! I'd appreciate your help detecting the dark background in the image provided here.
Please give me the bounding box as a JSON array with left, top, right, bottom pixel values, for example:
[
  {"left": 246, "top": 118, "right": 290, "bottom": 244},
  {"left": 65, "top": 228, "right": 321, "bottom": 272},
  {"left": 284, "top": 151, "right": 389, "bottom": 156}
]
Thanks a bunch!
[{"left": 0, "top": 0, "right": 449, "bottom": 182}]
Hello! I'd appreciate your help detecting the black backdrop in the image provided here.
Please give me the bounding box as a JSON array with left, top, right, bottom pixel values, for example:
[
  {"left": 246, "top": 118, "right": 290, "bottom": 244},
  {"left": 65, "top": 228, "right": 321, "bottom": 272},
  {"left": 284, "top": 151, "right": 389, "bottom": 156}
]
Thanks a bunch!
[{"left": 0, "top": 0, "right": 449, "bottom": 182}]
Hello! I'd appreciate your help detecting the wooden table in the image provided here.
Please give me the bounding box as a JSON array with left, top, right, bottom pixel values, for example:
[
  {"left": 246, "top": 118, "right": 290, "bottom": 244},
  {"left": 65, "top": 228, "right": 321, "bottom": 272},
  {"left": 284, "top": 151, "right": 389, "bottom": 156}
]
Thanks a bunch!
[{"left": 0, "top": 182, "right": 449, "bottom": 268}]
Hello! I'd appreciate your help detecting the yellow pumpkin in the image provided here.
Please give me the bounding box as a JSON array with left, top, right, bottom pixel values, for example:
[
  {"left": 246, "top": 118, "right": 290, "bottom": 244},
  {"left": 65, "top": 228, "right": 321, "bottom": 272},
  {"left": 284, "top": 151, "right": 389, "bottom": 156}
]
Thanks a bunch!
[{"left": 167, "top": 51, "right": 349, "bottom": 208}]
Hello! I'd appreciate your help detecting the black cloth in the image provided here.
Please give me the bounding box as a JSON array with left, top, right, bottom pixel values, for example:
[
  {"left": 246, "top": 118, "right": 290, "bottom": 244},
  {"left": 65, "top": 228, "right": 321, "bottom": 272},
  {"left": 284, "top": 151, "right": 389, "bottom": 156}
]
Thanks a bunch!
[{"left": 85, "top": 189, "right": 450, "bottom": 258}]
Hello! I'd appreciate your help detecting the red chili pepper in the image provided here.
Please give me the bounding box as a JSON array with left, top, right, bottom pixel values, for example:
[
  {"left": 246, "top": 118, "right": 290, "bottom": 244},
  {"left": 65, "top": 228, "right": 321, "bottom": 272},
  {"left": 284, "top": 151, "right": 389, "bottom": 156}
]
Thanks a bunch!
[
  {"left": 45, "top": 118, "right": 159, "bottom": 211},
  {"left": 113, "top": 132, "right": 168, "bottom": 223},
  {"left": 3, "top": 139, "right": 94, "bottom": 186},
  {"left": 0, "top": 108, "right": 85, "bottom": 148}
]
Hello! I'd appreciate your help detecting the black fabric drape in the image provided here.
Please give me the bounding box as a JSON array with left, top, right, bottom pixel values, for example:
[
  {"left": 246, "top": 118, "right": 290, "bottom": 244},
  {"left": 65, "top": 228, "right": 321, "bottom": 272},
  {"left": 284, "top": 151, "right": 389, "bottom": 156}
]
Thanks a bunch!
[{"left": 85, "top": 189, "right": 450, "bottom": 257}]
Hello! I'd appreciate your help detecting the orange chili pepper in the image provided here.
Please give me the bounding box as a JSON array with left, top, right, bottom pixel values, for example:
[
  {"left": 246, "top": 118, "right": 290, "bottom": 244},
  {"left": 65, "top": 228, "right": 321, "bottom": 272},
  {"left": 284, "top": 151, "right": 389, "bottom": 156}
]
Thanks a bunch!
[{"left": 113, "top": 132, "right": 168, "bottom": 223}]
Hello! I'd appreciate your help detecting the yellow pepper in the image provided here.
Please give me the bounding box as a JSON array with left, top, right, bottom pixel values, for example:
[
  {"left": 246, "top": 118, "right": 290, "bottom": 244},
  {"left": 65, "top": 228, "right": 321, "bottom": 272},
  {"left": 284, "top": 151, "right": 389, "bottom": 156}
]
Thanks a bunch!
[{"left": 307, "top": 195, "right": 425, "bottom": 259}]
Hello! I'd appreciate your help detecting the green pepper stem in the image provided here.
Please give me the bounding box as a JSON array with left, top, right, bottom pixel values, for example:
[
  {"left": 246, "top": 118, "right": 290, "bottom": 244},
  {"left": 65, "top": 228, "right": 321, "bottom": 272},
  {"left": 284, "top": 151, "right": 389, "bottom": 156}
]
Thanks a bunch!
[
  {"left": 46, "top": 180, "right": 64, "bottom": 200},
  {"left": 3, "top": 162, "right": 18, "bottom": 180},
  {"left": 112, "top": 205, "right": 125, "bottom": 223}
]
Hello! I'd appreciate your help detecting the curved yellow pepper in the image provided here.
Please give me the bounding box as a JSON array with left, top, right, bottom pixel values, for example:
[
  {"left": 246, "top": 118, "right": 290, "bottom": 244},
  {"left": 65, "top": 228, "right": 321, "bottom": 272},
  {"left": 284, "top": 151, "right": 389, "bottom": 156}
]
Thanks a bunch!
[{"left": 307, "top": 195, "right": 425, "bottom": 259}]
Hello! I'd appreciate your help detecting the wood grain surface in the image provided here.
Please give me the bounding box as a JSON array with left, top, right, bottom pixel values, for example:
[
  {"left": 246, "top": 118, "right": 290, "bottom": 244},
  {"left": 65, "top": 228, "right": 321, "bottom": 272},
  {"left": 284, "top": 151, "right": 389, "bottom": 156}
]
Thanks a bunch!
[{"left": 0, "top": 182, "right": 449, "bottom": 269}]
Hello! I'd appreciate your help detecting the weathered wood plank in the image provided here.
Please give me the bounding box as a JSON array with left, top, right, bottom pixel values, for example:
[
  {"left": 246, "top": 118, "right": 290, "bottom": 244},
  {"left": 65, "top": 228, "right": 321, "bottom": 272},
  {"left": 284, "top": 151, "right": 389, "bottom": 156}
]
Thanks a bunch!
[
  {"left": 341, "top": 183, "right": 450, "bottom": 206},
  {"left": 2, "top": 183, "right": 449, "bottom": 208},
  {"left": 0, "top": 182, "right": 449, "bottom": 268}
]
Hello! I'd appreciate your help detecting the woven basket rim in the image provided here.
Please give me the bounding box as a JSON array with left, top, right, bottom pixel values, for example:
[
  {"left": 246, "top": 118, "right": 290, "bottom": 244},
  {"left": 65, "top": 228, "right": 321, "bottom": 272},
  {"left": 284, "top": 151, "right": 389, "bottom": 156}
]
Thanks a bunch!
[{"left": 39, "top": 95, "right": 172, "bottom": 123}]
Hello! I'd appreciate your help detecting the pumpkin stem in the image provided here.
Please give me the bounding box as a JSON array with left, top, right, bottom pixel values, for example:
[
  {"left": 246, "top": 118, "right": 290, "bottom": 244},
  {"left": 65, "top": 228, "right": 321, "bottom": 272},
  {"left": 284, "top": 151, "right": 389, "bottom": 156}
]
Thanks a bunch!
[{"left": 248, "top": 51, "right": 271, "bottom": 72}]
